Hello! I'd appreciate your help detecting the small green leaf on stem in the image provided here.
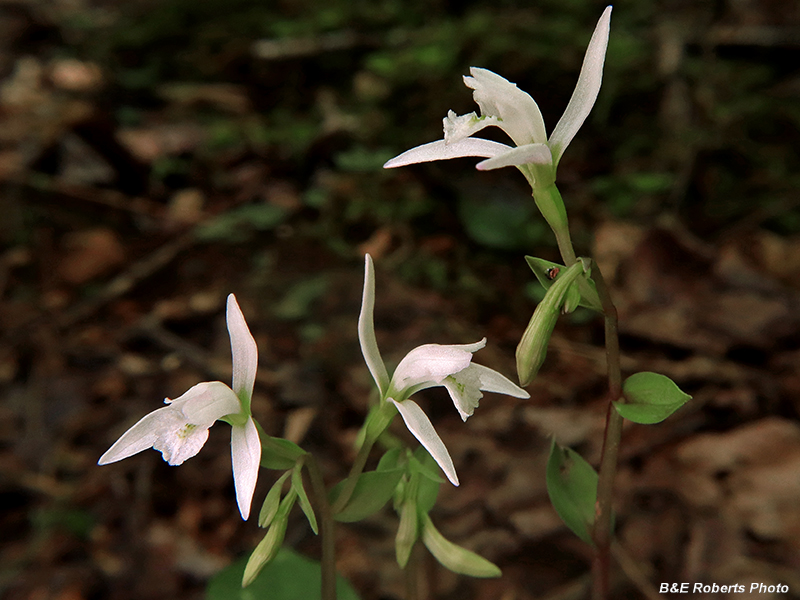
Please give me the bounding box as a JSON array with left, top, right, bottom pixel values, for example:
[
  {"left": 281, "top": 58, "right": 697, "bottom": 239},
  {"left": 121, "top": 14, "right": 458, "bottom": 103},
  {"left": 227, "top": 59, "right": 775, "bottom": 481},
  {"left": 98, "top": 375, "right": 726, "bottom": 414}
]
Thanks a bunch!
[
  {"left": 259, "top": 434, "right": 306, "bottom": 470},
  {"left": 329, "top": 469, "right": 405, "bottom": 523},
  {"left": 615, "top": 371, "right": 692, "bottom": 424},
  {"left": 524, "top": 256, "right": 602, "bottom": 311},
  {"left": 292, "top": 465, "right": 318, "bottom": 534},
  {"left": 546, "top": 439, "right": 598, "bottom": 546}
]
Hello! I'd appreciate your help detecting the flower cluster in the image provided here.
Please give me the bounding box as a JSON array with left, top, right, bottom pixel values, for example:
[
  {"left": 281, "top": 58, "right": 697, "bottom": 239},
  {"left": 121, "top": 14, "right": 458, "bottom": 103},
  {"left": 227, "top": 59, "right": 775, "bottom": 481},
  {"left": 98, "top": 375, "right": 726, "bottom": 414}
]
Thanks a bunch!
[{"left": 384, "top": 6, "right": 612, "bottom": 191}]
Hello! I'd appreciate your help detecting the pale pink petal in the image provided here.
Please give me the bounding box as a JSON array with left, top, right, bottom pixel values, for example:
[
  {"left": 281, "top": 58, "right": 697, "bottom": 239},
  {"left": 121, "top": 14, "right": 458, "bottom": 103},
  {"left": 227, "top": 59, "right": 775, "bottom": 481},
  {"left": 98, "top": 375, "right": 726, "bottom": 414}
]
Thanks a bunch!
[
  {"left": 358, "top": 254, "right": 390, "bottom": 395},
  {"left": 384, "top": 138, "right": 512, "bottom": 169},
  {"left": 227, "top": 294, "right": 258, "bottom": 406},
  {"left": 475, "top": 143, "right": 553, "bottom": 171},
  {"left": 231, "top": 417, "right": 261, "bottom": 520},
  {"left": 390, "top": 399, "right": 458, "bottom": 486},
  {"left": 548, "top": 6, "right": 612, "bottom": 165}
]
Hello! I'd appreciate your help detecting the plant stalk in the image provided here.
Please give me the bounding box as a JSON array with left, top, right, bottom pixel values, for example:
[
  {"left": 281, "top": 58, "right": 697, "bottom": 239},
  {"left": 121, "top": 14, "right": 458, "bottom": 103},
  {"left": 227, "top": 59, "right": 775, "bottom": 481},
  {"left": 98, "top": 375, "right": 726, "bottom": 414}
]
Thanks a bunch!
[
  {"left": 306, "top": 455, "right": 337, "bottom": 600},
  {"left": 330, "top": 436, "right": 375, "bottom": 514},
  {"left": 590, "top": 264, "right": 623, "bottom": 600}
]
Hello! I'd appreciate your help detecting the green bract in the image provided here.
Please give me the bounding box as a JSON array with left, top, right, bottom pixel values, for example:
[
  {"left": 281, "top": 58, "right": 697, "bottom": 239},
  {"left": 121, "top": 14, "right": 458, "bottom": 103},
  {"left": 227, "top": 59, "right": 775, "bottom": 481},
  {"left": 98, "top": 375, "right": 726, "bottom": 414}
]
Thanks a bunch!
[{"left": 525, "top": 256, "right": 602, "bottom": 312}]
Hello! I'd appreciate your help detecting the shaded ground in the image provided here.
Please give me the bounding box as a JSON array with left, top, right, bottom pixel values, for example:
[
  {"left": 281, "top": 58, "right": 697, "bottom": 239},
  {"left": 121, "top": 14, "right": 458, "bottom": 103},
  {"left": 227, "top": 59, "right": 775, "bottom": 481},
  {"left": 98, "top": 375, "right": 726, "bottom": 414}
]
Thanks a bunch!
[{"left": 1, "top": 1, "right": 800, "bottom": 599}]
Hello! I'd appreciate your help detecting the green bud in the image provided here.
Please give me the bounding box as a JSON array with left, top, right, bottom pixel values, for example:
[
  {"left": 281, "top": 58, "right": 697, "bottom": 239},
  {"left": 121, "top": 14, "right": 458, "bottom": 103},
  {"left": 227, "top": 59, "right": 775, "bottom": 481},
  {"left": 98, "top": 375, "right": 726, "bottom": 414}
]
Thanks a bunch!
[
  {"left": 258, "top": 471, "right": 291, "bottom": 528},
  {"left": 420, "top": 514, "right": 501, "bottom": 578},
  {"left": 563, "top": 283, "right": 581, "bottom": 314},
  {"left": 362, "top": 400, "right": 397, "bottom": 446},
  {"left": 242, "top": 516, "right": 288, "bottom": 587},
  {"left": 395, "top": 498, "right": 418, "bottom": 568},
  {"left": 516, "top": 259, "right": 589, "bottom": 386}
]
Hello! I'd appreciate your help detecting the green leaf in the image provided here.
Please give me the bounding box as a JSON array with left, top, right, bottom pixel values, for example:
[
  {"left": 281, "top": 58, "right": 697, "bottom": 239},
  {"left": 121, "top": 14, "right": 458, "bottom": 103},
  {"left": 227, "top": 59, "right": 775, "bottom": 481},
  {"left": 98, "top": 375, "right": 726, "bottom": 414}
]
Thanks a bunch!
[
  {"left": 524, "top": 256, "right": 602, "bottom": 311},
  {"left": 260, "top": 436, "right": 306, "bottom": 470},
  {"left": 546, "top": 439, "right": 598, "bottom": 546},
  {"left": 376, "top": 447, "right": 403, "bottom": 472},
  {"left": 411, "top": 448, "right": 442, "bottom": 514},
  {"left": 329, "top": 469, "right": 405, "bottom": 523},
  {"left": 259, "top": 471, "right": 292, "bottom": 528},
  {"left": 207, "top": 548, "right": 361, "bottom": 600},
  {"left": 292, "top": 466, "right": 318, "bottom": 534},
  {"left": 615, "top": 371, "right": 692, "bottom": 424},
  {"left": 420, "top": 514, "right": 501, "bottom": 578}
]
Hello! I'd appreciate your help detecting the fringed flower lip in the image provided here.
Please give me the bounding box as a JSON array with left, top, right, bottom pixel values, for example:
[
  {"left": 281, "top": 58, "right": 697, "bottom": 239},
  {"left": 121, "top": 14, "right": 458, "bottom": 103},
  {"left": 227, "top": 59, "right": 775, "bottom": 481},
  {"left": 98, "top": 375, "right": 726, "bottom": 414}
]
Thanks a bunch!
[
  {"left": 99, "top": 294, "right": 262, "bottom": 520},
  {"left": 384, "top": 6, "right": 612, "bottom": 188},
  {"left": 358, "top": 254, "right": 529, "bottom": 486}
]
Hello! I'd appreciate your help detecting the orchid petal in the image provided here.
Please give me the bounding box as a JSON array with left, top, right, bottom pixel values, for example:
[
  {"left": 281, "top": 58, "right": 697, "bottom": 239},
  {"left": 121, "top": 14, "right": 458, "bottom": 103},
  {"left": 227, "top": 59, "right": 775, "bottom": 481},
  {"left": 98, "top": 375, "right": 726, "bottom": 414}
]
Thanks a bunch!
[
  {"left": 443, "top": 110, "right": 501, "bottom": 145},
  {"left": 548, "top": 6, "right": 612, "bottom": 166},
  {"left": 475, "top": 143, "right": 553, "bottom": 171},
  {"left": 391, "top": 339, "right": 486, "bottom": 393},
  {"left": 98, "top": 409, "right": 164, "bottom": 465},
  {"left": 470, "top": 363, "right": 530, "bottom": 398},
  {"left": 441, "top": 363, "right": 529, "bottom": 422},
  {"left": 172, "top": 381, "right": 243, "bottom": 423},
  {"left": 441, "top": 367, "right": 484, "bottom": 422},
  {"left": 383, "top": 138, "right": 512, "bottom": 169},
  {"left": 390, "top": 399, "right": 459, "bottom": 486},
  {"left": 98, "top": 381, "right": 240, "bottom": 466},
  {"left": 231, "top": 417, "right": 261, "bottom": 520},
  {"left": 227, "top": 294, "right": 258, "bottom": 409},
  {"left": 464, "top": 67, "right": 548, "bottom": 146},
  {"left": 359, "top": 254, "right": 390, "bottom": 395}
]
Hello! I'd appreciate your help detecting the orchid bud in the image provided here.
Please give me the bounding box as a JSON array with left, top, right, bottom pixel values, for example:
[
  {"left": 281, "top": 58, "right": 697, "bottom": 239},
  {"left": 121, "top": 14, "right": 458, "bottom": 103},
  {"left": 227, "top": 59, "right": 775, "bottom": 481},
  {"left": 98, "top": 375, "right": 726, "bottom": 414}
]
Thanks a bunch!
[
  {"left": 563, "top": 283, "right": 582, "bottom": 315},
  {"left": 516, "top": 259, "right": 589, "bottom": 386},
  {"left": 395, "top": 497, "right": 419, "bottom": 568},
  {"left": 242, "top": 516, "right": 289, "bottom": 587},
  {"left": 421, "top": 514, "right": 501, "bottom": 578}
]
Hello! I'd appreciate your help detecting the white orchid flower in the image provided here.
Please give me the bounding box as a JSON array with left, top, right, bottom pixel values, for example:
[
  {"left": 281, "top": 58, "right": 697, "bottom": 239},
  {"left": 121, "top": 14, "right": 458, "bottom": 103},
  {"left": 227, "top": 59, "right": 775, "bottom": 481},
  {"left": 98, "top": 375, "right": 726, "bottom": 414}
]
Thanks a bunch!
[
  {"left": 99, "top": 294, "right": 262, "bottom": 520},
  {"left": 383, "top": 6, "right": 612, "bottom": 190},
  {"left": 359, "top": 254, "right": 529, "bottom": 486}
]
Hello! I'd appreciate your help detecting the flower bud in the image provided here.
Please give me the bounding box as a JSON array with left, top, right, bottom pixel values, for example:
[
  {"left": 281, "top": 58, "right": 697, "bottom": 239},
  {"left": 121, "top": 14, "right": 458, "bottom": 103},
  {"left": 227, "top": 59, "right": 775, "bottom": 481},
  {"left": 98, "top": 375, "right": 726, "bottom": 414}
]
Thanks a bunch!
[
  {"left": 395, "top": 498, "right": 419, "bottom": 568},
  {"left": 421, "top": 514, "right": 501, "bottom": 578},
  {"left": 242, "top": 516, "right": 288, "bottom": 587},
  {"left": 516, "top": 260, "right": 588, "bottom": 386}
]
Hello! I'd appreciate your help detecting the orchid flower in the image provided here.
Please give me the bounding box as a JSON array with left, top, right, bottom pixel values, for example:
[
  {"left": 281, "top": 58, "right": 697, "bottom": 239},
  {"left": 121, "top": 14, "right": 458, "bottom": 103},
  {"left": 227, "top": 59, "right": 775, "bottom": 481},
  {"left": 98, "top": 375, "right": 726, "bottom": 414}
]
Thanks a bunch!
[
  {"left": 99, "top": 294, "right": 262, "bottom": 520},
  {"left": 383, "top": 6, "right": 612, "bottom": 191},
  {"left": 359, "top": 254, "right": 529, "bottom": 486}
]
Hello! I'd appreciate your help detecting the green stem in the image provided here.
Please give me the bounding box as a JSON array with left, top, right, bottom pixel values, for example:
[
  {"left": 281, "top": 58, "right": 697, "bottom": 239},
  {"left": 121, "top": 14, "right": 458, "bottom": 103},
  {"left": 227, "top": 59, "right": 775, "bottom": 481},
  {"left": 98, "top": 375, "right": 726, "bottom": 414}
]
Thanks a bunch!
[
  {"left": 590, "top": 264, "right": 623, "bottom": 600},
  {"left": 305, "top": 455, "right": 337, "bottom": 600},
  {"left": 330, "top": 436, "right": 376, "bottom": 515},
  {"left": 405, "top": 541, "right": 421, "bottom": 600}
]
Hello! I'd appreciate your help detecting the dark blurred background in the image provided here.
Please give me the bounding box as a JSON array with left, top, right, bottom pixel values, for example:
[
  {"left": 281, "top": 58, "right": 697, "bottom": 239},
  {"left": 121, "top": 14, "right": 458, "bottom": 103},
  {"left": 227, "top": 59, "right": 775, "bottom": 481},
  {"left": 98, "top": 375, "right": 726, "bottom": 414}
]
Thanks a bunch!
[{"left": 1, "top": 0, "right": 800, "bottom": 599}]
